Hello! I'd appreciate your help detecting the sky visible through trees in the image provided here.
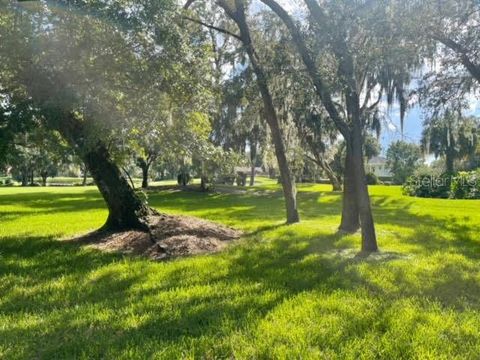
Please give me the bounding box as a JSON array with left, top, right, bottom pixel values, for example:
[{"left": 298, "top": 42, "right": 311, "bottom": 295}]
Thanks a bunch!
[{"left": 259, "top": 0, "right": 480, "bottom": 152}]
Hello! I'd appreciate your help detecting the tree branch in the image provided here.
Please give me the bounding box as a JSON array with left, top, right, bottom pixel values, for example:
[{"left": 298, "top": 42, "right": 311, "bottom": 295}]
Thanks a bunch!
[
  {"left": 182, "top": 15, "right": 242, "bottom": 41},
  {"left": 432, "top": 34, "right": 480, "bottom": 83},
  {"left": 183, "top": 0, "right": 197, "bottom": 10},
  {"left": 305, "top": 153, "right": 321, "bottom": 166}
]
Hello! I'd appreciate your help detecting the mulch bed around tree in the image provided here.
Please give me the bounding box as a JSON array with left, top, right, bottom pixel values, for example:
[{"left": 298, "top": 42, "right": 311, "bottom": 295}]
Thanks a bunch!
[{"left": 70, "top": 214, "right": 242, "bottom": 261}]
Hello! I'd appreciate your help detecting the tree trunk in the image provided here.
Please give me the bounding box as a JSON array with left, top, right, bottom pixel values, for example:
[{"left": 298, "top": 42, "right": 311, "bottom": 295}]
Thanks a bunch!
[
  {"left": 219, "top": 0, "right": 299, "bottom": 224},
  {"left": 329, "top": 174, "right": 342, "bottom": 192},
  {"left": 142, "top": 164, "right": 149, "bottom": 189},
  {"left": 250, "top": 139, "right": 257, "bottom": 186},
  {"left": 313, "top": 154, "right": 342, "bottom": 192},
  {"left": 82, "top": 167, "right": 88, "bottom": 186},
  {"left": 445, "top": 152, "right": 455, "bottom": 174},
  {"left": 41, "top": 172, "right": 47, "bottom": 187},
  {"left": 56, "top": 114, "right": 155, "bottom": 231},
  {"left": 445, "top": 125, "right": 456, "bottom": 174},
  {"left": 339, "top": 145, "right": 360, "bottom": 232},
  {"left": 250, "top": 165, "right": 256, "bottom": 186},
  {"left": 29, "top": 170, "right": 34, "bottom": 186},
  {"left": 84, "top": 144, "right": 154, "bottom": 230},
  {"left": 351, "top": 126, "right": 378, "bottom": 252},
  {"left": 136, "top": 158, "right": 150, "bottom": 189},
  {"left": 200, "top": 176, "right": 209, "bottom": 191},
  {"left": 21, "top": 169, "right": 28, "bottom": 186}
]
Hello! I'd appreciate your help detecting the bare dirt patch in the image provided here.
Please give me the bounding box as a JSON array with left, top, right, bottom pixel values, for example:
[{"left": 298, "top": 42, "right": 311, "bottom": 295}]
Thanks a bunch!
[{"left": 70, "top": 214, "right": 242, "bottom": 261}]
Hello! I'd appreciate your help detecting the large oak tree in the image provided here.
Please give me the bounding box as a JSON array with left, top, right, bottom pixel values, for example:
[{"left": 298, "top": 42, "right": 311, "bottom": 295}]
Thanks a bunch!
[{"left": 0, "top": 0, "right": 212, "bottom": 230}]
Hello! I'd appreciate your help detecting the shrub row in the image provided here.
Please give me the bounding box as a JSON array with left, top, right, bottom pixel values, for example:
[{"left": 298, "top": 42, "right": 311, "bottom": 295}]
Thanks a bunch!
[{"left": 403, "top": 170, "right": 480, "bottom": 199}]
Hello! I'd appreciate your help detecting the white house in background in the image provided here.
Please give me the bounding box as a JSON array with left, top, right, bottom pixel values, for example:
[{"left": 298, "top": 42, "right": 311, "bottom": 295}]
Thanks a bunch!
[{"left": 366, "top": 156, "right": 392, "bottom": 179}]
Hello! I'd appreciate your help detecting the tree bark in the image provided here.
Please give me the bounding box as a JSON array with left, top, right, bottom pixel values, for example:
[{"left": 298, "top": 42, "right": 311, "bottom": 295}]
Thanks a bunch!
[
  {"left": 56, "top": 114, "right": 155, "bottom": 231},
  {"left": 29, "top": 170, "right": 34, "bottom": 186},
  {"left": 446, "top": 126, "right": 456, "bottom": 174},
  {"left": 41, "top": 172, "right": 47, "bottom": 187},
  {"left": 445, "top": 150, "right": 455, "bottom": 174},
  {"left": 137, "top": 158, "right": 150, "bottom": 189},
  {"left": 82, "top": 166, "right": 88, "bottom": 186},
  {"left": 250, "top": 165, "right": 256, "bottom": 186},
  {"left": 217, "top": 0, "right": 299, "bottom": 224},
  {"left": 83, "top": 144, "right": 154, "bottom": 230},
  {"left": 351, "top": 120, "right": 378, "bottom": 252},
  {"left": 250, "top": 139, "right": 257, "bottom": 186},
  {"left": 327, "top": 169, "right": 342, "bottom": 192},
  {"left": 339, "top": 146, "right": 360, "bottom": 232},
  {"left": 21, "top": 168, "right": 28, "bottom": 186},
  {"left": 309, "top": 154, "right": 342, "bottom": 192},
  {"left": 142, "top": 166, "right": 149, "bottom": 189}
]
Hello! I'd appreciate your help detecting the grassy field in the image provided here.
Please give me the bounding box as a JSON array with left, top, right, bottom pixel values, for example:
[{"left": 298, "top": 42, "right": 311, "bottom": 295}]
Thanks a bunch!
[{"left": 1, "top": 180, "right": 480, "bottom": 359}]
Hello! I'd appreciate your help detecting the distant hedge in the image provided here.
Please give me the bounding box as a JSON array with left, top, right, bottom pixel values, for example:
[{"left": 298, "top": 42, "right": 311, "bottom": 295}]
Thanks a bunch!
[
  {"left": 403, "top": 170, "right": 480, "bottom": 199},
  {"left": 365, "top": 172, "right": 379, "bottom": 185}
]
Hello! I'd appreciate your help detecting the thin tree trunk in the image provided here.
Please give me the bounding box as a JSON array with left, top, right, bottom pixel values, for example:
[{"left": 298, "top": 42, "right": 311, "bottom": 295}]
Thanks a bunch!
[
  {"left": 82, "top": 167, "right": 88, "bottom": 186},
  {"left": 312, "top": 155, "right": 342, "bottom": 192},
  {"left": 328, "top": 172, "right": 342, "bottom": 192},
  {"left": 142, "top": 164, "right": 150, "bottom": 189},
  {"left": 21, "top": 169, "right": 28, "bottom": 186},
  {"left": 142, "top": 167, "right": 149, "bottom": 188},
  {"left": 250, "top": 140, "right": 257, "bottom": 186},
  {"left": 218, "top": 0, "right": 299, "bottom": 224},
  {"left": 41, "top": 172, "right": 47, "bottom": 187},
  {"left": 339, "top": 145, "right": 360, "bottom": 232},
  {"left": 250, "top": 165, "right": 256, "bottom": 186},
  {"left": 445, "top": 123, "right": 456, "bottom": 174},
  {"left": 136, "top": 157, "right": 150, "bottom": 189}
]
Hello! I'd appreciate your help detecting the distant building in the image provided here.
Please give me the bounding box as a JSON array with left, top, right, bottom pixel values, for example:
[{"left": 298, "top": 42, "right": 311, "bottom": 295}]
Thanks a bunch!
[{"left": 366, "top": 156, "right": 392, "bottom": 179}]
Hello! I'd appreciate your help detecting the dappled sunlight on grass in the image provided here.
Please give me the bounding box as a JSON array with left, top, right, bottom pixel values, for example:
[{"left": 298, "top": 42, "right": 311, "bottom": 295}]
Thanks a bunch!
[{"left": 1, "top": 182, "right": 480, "bottom": 358}]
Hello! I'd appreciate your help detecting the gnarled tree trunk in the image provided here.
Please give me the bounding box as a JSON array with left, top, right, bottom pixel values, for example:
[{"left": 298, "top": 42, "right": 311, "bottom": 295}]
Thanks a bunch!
[
  {"left": 84, "top": 144, "right": 154, "bottom": 230},
  {"left": 56, "top": 114, "right": 156, "bottom": 231}
]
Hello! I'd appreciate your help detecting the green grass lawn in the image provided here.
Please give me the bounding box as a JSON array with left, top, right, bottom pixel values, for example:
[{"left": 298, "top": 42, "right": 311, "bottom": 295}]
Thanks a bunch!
[{"left": 1, "top": 181, "right": 480, "bottom": 359}]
